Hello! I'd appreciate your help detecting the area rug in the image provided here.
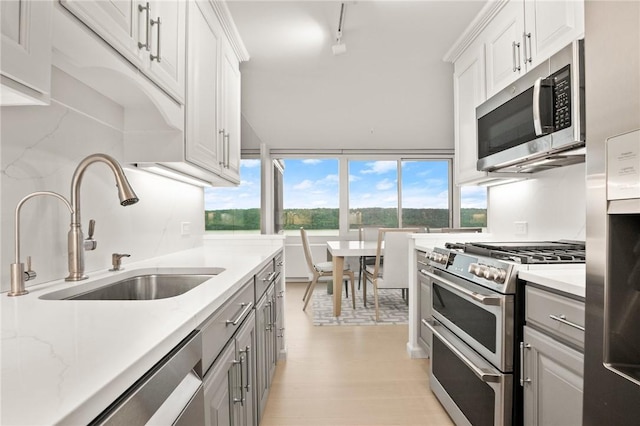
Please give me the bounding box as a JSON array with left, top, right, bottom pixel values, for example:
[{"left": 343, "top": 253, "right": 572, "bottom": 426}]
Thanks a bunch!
[{"left": 311, "top": 282, "right": 408, "bottom": 326}]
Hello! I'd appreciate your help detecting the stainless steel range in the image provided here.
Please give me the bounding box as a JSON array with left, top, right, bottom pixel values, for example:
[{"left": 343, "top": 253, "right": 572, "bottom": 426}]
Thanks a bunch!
[{"left": 422, "top": 241, "right": 585, "bottom": 426}]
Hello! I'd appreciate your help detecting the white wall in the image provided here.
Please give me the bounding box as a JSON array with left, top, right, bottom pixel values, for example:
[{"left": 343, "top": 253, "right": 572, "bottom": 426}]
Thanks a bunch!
[
  {"left": 488, "top": 163, "right": 586, "bottom": 240},
  {"left": 1, "top": 69, "right": 204, "bottom": 292}
]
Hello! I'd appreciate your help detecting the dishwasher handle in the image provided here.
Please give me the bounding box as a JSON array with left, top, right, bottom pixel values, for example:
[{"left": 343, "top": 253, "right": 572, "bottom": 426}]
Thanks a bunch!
[{"left": 91, "top": 331, "right": 203, "bottom": 425}]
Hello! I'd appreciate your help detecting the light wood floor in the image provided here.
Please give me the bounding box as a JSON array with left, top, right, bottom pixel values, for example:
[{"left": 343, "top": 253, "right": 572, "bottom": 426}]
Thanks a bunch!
[{"left": 260, "top": 282, "right": 454, "bottom": 426}]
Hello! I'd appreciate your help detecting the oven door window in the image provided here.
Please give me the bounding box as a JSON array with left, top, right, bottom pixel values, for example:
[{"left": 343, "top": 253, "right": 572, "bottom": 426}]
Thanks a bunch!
[
  {"left": 477, "top": 87, "right": 537, "bottom": 159},
  {"left": 432, "top": 282, "right": 497, "bottom": 352}
]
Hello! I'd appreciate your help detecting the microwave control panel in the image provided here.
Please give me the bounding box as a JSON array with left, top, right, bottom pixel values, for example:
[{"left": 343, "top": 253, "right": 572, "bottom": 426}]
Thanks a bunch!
[{"left": 553, "top": 65, "right": 572, "bottom": 131}]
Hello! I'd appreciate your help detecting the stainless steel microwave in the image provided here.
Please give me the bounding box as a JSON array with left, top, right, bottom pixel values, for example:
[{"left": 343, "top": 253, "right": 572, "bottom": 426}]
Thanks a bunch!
[{"left": 476, "top": 39, "right": 585, "bottom": 173}]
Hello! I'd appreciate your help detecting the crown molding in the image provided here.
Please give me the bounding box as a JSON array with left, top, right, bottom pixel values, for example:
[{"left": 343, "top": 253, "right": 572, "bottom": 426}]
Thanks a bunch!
[
  {"left": 443, "top": 0, "right": 509, "bottom": 63},
  {"left": 210, "top": 1, "right": 250, "bottom": 62}
]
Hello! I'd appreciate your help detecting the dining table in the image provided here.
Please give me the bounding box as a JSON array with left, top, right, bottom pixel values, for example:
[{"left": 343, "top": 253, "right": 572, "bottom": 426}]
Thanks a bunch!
[{"left": 326, "top": 240, "right": 380, "bottom": 316}]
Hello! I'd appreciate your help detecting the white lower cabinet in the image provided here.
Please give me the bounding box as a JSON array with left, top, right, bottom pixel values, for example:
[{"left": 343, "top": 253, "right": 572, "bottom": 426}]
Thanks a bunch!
[
  {"left": 522, "top": 326, "right": 583, "bottom": 426},
  {"left": 1, "top": 0, "right": 52, "bottom": 105}
]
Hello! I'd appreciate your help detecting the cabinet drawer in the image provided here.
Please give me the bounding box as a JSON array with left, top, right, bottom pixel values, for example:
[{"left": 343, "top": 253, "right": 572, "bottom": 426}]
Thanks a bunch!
[
  {"left": 200, "top": 280, "right": 254, "bottom": 374},
  {"left": 526, "top": 286, "right": 585, "bottom": 350},
  {"left": 255, "top": 261, "right": 277, "bottom": 301}
]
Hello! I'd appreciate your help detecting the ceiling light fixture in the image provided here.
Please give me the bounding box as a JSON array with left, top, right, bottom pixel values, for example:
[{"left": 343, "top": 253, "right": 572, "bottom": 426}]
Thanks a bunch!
[{"left": 331, "top": 3, "right": 347, "bottom": 56}]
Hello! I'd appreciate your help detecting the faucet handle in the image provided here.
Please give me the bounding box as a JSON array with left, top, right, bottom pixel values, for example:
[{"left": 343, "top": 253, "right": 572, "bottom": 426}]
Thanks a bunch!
[
  {"left": 109, "top": 253, "right": 130, "bottom": 271},
  {"left": 88, "top": 219, "right": 95, "bottom": 238},
  {"left": 24, "top": 256, "right": 37, "bottom": 281},
  {"left": 84, "top": 219, "right": 97, "bottom": 251}
]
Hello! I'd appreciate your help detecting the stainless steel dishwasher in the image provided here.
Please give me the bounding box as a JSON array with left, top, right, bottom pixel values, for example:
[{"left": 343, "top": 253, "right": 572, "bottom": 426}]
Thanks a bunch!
[{"left": 90, "top": 331, "right": 204, "bottom": 425}]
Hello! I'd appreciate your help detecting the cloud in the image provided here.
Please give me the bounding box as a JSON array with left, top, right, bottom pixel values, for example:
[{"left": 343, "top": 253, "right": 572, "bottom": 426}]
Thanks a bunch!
[
  {"left": 302, "top": 159, "right": 322, "bottom": 165},
  {"left": 361, "top": 161, "right": 397, "bottom": 175},
  {"left": 349, "top": 174, "right": 361, "bottom": 182},
  {"left": 293, "top": 179, "right": 314, "bottom": 190},
  {"left": 376, "top": 178, "right": 395, "bottom": 191},
  {"left": 241, "top": 159, "right": 261, "bottom": 168}
]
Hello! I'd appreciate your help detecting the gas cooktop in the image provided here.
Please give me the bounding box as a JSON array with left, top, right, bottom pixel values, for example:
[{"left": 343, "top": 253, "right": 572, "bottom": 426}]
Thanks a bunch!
[{"left": 446, "top": 240, "right": 586, "bottom": 264}]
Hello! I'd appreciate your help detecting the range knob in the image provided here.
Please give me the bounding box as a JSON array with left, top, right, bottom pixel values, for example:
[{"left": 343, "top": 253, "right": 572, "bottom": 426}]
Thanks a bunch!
[
  {"left": 487, "top": 267, "right": 508, "bottom": 283},
  {"left": 428, "top": 252, "right": 447, "bottom": 265},
  {"left": 468, "top": 263, "right": 488, "bottom": 277}
]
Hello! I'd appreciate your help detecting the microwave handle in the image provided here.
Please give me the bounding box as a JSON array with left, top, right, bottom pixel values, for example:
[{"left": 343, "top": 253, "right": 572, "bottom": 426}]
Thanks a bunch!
[{"left": 533, "top": 77, "right": 554, "bottom": 136}]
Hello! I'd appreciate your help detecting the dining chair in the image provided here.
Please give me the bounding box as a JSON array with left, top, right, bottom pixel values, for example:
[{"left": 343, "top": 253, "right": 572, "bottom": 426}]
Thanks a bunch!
[
  {"left": 300, "top": 227, "right": 356, "bottom": 311},
  {"left": 358, "top": 226, "right": 379, "bottom": 290},
  {"left": 363, "top": 227, "right": 421, "bottom": 321}
]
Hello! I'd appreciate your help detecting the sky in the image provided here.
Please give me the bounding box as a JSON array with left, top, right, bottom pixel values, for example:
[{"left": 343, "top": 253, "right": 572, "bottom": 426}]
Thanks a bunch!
[{"left": 204, "top": 159, "right": 487, "bottom": 210}]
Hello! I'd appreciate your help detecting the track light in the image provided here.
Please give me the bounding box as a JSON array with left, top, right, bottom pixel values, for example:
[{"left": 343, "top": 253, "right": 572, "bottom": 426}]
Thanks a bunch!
[{"left": 331, "top": 3, "right": 347, "bottom": 56}]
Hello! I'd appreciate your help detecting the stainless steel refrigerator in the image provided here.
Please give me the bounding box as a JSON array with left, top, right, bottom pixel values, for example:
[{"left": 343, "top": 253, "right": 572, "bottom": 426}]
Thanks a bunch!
[{"left": 584, "top": 1, "right": 640, "bottom": 424}]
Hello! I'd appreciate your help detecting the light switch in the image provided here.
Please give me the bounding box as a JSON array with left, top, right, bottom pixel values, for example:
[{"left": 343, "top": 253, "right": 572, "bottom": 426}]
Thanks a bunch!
[{"left": 181, "top": 222, "right": 191, "bottom": 236}]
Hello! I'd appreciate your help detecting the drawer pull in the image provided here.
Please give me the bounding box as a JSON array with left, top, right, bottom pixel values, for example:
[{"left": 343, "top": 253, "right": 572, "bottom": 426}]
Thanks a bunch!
[
  {"left": 262, "top": 271, "right": 277, "bottom": 282},
  {"left": 226, "top": 302, "right": 253, "bottom": 326},
  {"left": 549, "top": 314, "right": 585, "bottom": 331}
]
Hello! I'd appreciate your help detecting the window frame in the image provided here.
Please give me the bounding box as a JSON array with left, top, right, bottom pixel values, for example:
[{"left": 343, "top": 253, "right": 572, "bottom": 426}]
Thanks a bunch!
[{"left": 206, "top": 152, "right": 485, "bottom": 235}]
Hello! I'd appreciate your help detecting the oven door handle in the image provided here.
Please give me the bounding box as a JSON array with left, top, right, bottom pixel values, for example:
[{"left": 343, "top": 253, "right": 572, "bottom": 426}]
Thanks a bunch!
[
  {"left": 424, "top": 319, "right": 501, "bottom": 383},
  {"left": 422, "top": 270, "right": 502, "bottom": 306}
]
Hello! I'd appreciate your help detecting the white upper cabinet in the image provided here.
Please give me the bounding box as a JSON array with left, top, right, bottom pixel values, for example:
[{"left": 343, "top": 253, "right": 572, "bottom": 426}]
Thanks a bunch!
[
  {"left": 1, "top": 0, "right": 52, "bottom": 105},
  {"left": 59, "top": 0, "right": 185, "bottom": 103},
  {"left": 523, "top": 0, "right": 584, "bottom": 70},
  {"left": 219, "top": 39, "right": 241, "bottom": 184},
  {"left": 185, "top": 0, "right": 223, "bottom": 176},
  {"left": 484, "top": 0, "right": 525, "bottom": 97},
  {"left": 146, "top": 0, "right": 186, "bottom": 102},
  {"left": 484, "top": 0, "right": 584, "bottom": 97},
  {"left": 182, "top": 0, "right": 246, "bottom": 186},
  {"left": 446, "top": 0, "right": 584, "bottom": 185},
  {"left": 453, "top": 40, "right": 487, "bottom": 185}
]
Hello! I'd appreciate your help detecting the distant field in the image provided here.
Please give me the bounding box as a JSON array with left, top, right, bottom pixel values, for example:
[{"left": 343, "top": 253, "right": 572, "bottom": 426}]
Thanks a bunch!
[{"left": 205, "top": 208, "right": 486, "bottom": 231}]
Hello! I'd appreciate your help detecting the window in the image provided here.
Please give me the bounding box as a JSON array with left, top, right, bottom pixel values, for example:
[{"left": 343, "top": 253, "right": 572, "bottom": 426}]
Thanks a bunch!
[
  {"left": 401, "top": 160, "right": 450, "bottom": 229},
  {"left": 349, "top": 160, "right": 398, "bottom": 229},
  {"left": 204, "top": 155, "right": 482, "bottom": 234},
  {"left": 348, "top": 159, "right": 451, "bottom": 230},
  {"left": 460, "top": 186, "right": 487, "bottom": 228},
  {"left": 281, "top": 159, "right": 339, "bottom": 234},
  {"left": 204, "top": 159, "right": 261, "bottom": 232}
]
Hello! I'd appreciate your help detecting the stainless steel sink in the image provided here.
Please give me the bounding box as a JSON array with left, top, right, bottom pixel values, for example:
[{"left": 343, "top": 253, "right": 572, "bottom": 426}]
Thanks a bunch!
[{"left": 40, "top": 268, "right": 225, "bottom": 301}]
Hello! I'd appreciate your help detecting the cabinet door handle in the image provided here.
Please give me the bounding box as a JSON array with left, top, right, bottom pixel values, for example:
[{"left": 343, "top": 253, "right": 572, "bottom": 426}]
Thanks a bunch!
[
  {"left": 512, "top": 41, "right": 522, "bottom": 72},
  {"left": 262, "top": 271, "right": 277, "bottom": 283},
  {"left": 150, "top": 17, "right": 161, "bottom": 62},
  {"left": 524, "top": 32, "right": 532, "bottom": 64},
  {"left": 218, "top": 129, "right": 226, "bottom": 166},
  {"left": 225, "top": 132, "right": 230, "bottom": 169},
  {"left": 240, "top": 345, "right": 251, "bottom": 392},
  {"left": 138, "top": 2, "right": 151, "bottom": 51},
  {"left": 232, "top": 357, "right": 244, "bottom": 405},
  {"left": 225, "top": 302, "right": 253, "bottom": 326},
  {"left": 549, "top": 314, "right": 585, "bottom": 331},
  {"left": 520, "top": 342, "right": 532, "bottom": 386}
]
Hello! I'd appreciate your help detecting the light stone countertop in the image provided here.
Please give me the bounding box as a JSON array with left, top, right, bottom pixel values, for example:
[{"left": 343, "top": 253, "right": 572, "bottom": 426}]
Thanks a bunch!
[
  {"left": 1, "top": 238, "right": 283, "bottom": 425},
  {"left": 519, "top": 266, "right": 586, "bottom": 299}
]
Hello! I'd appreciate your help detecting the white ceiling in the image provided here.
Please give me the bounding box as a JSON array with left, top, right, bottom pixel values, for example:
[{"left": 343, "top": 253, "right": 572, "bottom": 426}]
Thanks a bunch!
[{"left": 226, "top": 1, "right": 486, "bottom": 152}]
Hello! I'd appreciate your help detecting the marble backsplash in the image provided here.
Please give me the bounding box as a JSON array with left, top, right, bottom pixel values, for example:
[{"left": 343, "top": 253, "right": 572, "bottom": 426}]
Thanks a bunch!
[
  {"left": 1, "top": 71, "right": 204, "bottom": 293},
  {"left": 488, "top": 163, "right": 586, "bottom": 241}
]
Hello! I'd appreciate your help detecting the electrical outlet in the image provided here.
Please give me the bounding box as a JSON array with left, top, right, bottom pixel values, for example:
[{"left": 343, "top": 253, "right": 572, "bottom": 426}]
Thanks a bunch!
[
  {"left": 181, "top": 222, "right": 191, "bottom": 236},
  {"left": 514, "top": 221, "right": 528, "bottom": 236}
]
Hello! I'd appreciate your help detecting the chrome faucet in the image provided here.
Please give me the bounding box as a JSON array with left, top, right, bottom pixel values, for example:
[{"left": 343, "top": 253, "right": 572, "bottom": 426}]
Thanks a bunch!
[
  {"left": 66, "top": 154, "right": 139, "bottom": 281},
  {"left": 9, "top": 192, "right": 74, "bottom": 296}
]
